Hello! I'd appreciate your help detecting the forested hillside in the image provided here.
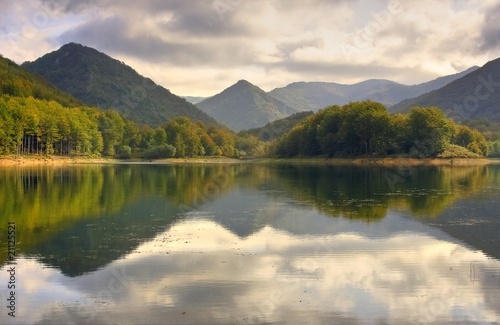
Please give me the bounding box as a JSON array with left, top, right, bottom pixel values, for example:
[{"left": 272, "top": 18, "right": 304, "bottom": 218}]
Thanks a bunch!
[
  {"left": 22, "top": 43, "right": 220, "bottom": 127},
  {"left": 0, "top": 54, "right": 81, "bottom": 107}
]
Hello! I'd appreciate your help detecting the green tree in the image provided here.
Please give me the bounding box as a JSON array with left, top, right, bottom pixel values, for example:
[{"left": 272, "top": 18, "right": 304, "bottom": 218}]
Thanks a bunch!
[
  {"left": 99, "top": 110, "right": 125, "bottom": 156},
  {"left": 317, "top": 105, "right": 343, "bottom": 156},
  {"left": 152, "top": 128, "right": 167, "bottom": 147},
  {"left": 123, "top": 120, "right": 142, "bottom": 153},
  {"left": 407, "top": 107, "right": 453, "bottom": 157},
  {"left": 165, "top": 117, "right": 203, "bottom": 157}
]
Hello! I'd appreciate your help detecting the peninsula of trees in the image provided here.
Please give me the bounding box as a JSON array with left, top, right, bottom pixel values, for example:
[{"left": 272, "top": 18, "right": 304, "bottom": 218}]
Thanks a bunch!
[{"left": 273, "top": 101, "right": 490, "bottom": 158}]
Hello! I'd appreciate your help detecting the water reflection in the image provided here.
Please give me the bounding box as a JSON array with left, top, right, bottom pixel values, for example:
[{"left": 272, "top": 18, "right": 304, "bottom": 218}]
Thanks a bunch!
[
  {"left": 2, "top": 217, "right": 499, "bottom": 325},
  {"left": 0, "top": 163, "right": 499, "bottom": 324}
]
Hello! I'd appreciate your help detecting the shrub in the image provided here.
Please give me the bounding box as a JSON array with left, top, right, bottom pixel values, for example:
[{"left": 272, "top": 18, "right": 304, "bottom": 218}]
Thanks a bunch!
[{"left": 141, "top": 144, "right": 176, "bottom": 159}]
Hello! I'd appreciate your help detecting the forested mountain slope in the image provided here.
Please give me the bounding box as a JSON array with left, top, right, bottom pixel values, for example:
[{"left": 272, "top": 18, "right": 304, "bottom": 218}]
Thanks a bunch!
[
  {"left": 0, "top": 54, "right": 81, "bottom": 107},
  {"left": 196, "top": 80, "right": 299, "bottom": 131},
  {"left": 22, "top": 43, "right": 221, "bottom": 127}
]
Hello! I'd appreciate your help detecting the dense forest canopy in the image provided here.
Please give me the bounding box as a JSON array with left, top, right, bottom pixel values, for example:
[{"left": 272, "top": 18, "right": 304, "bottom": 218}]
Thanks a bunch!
[
  {"left": 0, "top": 95, "right": 264, "bottom": 158},
  {"left": 0, "top": 54, "right": 81, "bottom": 107},
  {"left": 272, "top": 101, "right": 492, "bottom": 158}
]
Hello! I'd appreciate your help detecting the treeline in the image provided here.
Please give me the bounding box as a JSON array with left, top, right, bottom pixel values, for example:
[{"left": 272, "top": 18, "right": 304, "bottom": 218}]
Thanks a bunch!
[
  {"left": 0, "top": 95, "right": 494, "bottom": 160},
  {"left": 273, "top": 101, "right": 490, "bottom": 158},
  {"left": 0, "top": 95, "right": 263, "bottom": 158}
]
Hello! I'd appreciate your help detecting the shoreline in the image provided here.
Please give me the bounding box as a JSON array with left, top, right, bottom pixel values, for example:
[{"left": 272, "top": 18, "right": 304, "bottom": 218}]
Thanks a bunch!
[
  {"left": 250, "top": 157, "right": 494, "bottom": 166},
  {"left": 0, "top": 155, "right": 496, "bottom": 167},
  {"left": 0, "top": 155, "right": 243, "bottom": 166}
]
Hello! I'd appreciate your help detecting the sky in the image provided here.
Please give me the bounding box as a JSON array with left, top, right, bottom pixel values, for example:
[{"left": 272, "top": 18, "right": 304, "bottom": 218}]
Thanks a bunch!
[{"left": 0, "top": 0, "right": 499, "bottom": 96}]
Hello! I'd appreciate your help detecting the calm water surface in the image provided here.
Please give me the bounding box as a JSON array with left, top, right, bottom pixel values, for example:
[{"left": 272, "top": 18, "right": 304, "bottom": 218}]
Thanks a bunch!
[{"left": 0, "top": 163, "right": 499, "bottom": 325}]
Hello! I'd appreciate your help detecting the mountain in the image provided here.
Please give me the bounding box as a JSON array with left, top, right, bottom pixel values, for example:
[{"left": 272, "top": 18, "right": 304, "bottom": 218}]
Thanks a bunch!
[
  {"left": 0, "top": 54, "right": 81, "bottom": 107},
  {"left": 412, "top": 66, "right": 480, "bottom": 95},
  {"left": 182, "top": 96, "right": 208, "bottom": 104},
  {"left": 239, "top": 111, "right": 313, "bottom": 141},
  {"left": 390, "top": 58, "right": 500, "bottom": 122},
  {"left": 196, "top": 79, "right": 299, "bottom": 131},
  {"left": 22, "top": 43, "right": 220, "bottom": 127},
  {"left": 268, "top": 81, "right": 352, "bottom": 111},
  {"left": 268, "top": 67, "right": 479, "bottom": 111}
]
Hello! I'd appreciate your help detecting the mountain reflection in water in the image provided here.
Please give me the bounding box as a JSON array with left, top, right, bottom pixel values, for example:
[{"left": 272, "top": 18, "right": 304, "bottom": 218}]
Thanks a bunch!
[{"left": 0, "top": 163, "right": 498, "bottom": 324}]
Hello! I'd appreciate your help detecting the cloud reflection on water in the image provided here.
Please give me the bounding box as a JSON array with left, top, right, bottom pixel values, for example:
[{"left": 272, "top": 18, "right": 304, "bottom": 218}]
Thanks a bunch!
[{"left": 1, "top": 217, "right": 499, "bottom": 325}]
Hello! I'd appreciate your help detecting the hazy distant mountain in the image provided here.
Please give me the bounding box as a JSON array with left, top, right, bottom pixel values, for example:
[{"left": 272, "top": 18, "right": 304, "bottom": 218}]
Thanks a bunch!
[
  {"left": 412, "top": 66, "right": 480, "bottom": 95},
  {"left": 182, "top": 96, "right": 208, "bottom": 104},
  {"left": 390, "top": 58, "right": 500, "bottom": 121},
  {"left": 196, "top": 79, "right": 299, "bottom": 131},
  {"left": 0, "top": 54, "right": 81, "bottom": 107},
  {"left": 268, "top": 81, "right": 352, "bottom": 111},
  {"left": 22, "top": 43, "right": 220, "bottom": 127},
  {"left": 268, "top": 67, "right": 479, "bottom": 111}
]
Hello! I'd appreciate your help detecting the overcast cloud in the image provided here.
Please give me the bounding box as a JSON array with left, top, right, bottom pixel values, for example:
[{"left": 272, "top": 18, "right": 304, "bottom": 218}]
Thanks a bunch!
[{"left": 1, "top": 0, "right": 499, "bottom": 96}]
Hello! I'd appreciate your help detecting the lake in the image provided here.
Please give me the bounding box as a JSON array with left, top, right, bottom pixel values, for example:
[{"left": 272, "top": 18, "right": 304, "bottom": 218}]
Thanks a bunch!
[{"left": 1, "top": 163, "right": 499, "bottom": 325}]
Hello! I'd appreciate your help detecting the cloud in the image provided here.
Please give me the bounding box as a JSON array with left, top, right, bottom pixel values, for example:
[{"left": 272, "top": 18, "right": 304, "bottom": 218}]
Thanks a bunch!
[
  {"left": 479, "top": 2, "right": 500, "bottom": 52},
  {"left": 1, "top": 0, "right": 498, "bottom": 95},
  {"left": 56, "top": 15, "right": 256, "bottom": 67}
]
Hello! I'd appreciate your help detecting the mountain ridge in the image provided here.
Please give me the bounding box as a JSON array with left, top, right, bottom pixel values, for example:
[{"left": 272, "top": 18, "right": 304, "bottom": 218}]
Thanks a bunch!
[
  {"left": 268, "top": 66, "right": 479, "bottom": 112},
  {"left": 193, "top": 66, "right": 481, "bottom": 131},
  {"left": 390, "top": 58, "right": 500, "bottom": 121}
]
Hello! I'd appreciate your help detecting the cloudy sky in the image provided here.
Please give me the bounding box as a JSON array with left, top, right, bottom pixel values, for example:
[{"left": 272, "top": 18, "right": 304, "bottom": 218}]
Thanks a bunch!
[{"left": 1, "top": 0, "right": 499, "bottom": 96}]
